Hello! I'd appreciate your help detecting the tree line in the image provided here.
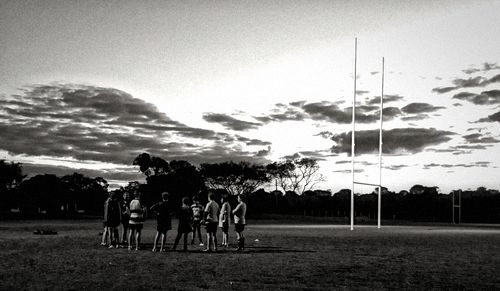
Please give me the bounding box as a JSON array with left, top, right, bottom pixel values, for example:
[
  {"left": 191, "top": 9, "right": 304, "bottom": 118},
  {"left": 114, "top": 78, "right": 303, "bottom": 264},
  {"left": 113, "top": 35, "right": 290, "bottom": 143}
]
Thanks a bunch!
[{"left": 1, "top": 157, "right": 500, "bottom": 222}]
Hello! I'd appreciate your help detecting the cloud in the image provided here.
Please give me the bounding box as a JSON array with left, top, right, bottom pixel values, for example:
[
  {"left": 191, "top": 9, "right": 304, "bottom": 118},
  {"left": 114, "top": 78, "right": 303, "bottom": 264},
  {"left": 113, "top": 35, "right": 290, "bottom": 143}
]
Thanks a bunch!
[
  {"left": 463, "top": 133, "right": 500, "bottom": 144},
  {"left": 463, "top": 62, "right": 500, "bottom": 74},
  {"left": 330, "top": 128, "right": 456, "bottom": 155},
  {"left": 21, "top": 162, "right": 144, "bottom": 182},
  {"left": 401, "top": 103, "right": 445, "bottom": 114},
  {"left": 366, "top": 94, "right": 404, "bottom": 105},
  {"left": 0, "top": 84, "right": 272, "bottom": 165},
  {"left": 202, "top": 113, "right": 261, "bottom": 131},
  {"left": 432, "top": 74, "right": 500, "bottom": 94},
  {"left": 423, "top": 161, "right": 491, "bottom": 170},
  {"left": 476, "top": 110, "right": 500, "bottom": 123},
  {"left": 255, "top": 146, "right": 272, "bottom": 157},
  {"left": 452, "top": 90, "right": 500, "bottom": 105}
]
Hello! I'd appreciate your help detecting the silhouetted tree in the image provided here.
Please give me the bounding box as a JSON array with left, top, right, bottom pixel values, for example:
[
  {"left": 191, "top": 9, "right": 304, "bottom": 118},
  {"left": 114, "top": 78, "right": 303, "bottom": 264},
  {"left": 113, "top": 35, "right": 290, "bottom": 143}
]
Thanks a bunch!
[
  {"left": 267, "top": 158, "right": 325, "bottom": 195},
  {"left": 0, "top": 160, "right": 26, "bottom": 211},
  {"left": 200, "top": 161, "right": 268, "bottom": 195}
]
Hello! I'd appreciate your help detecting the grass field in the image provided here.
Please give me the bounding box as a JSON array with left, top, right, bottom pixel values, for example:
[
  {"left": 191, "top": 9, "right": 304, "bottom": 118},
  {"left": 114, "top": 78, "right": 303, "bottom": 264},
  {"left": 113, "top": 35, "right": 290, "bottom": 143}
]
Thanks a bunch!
[{"left": 1, "top": 219, "right": 500, "bottom": 290}]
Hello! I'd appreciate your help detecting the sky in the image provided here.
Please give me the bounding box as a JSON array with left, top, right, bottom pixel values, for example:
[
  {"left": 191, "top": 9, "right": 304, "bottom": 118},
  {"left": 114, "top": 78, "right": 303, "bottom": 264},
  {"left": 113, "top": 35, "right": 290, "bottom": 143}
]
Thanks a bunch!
[{"left": 1, "top": 0, "right": 499, "bottom": 193}]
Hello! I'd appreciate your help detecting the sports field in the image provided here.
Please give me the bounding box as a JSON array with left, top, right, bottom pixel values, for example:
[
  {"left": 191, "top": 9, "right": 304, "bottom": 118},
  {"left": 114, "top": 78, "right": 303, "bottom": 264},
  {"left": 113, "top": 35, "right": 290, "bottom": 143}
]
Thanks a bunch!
[{"left": 1, "top": 219, "right": 500, "bottom": 290}]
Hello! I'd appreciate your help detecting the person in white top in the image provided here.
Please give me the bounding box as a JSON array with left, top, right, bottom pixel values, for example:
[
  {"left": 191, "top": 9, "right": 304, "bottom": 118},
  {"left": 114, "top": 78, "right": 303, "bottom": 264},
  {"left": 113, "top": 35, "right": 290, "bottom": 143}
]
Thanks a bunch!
[
  {"left": 204, "top": 192, "right": 219, "bottom": 252},
  {"left": 218, "top": 195, "right": 231, "bottom": 247},
  {"left": 232, "top": 194, "right": 247, "bottom": 251},
  {"left": 128, "top": 191, "right": 147, "bottom": 251}
]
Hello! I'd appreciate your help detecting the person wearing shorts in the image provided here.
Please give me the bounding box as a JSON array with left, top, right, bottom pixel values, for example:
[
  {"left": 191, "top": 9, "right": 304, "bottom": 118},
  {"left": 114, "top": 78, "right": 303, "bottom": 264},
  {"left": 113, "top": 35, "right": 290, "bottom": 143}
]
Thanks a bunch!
[
  {"left": 232, "top": 194, "right": 247, "bottom": 251},
  {"left": 219, "top": 195, "right": 231, "bottom": 247},
  {"left": 191, "top": 196, "right": 204, "bottom": 246},
  {"left": 150, "top": 192, "right": 172, "bottom": 252},
  {"left": 204, "top": 192, "right": 219, "bottom": 252},
  {"left": 128, "top": 191, "right": 147, "bottom": 251}
]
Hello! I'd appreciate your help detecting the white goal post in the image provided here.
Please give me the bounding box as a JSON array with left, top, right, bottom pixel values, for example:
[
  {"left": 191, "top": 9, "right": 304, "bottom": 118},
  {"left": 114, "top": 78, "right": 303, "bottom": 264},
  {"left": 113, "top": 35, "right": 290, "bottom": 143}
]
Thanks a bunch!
[{"left": 350, "top": 38, "right": 385, "bottom": 230}]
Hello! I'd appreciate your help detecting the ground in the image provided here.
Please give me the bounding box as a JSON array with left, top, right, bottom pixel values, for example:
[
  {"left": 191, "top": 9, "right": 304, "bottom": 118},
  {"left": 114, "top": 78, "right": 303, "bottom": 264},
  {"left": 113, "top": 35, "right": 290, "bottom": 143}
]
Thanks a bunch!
[{"left": 1, "top": 219, "right": 500, "bottom": 290}]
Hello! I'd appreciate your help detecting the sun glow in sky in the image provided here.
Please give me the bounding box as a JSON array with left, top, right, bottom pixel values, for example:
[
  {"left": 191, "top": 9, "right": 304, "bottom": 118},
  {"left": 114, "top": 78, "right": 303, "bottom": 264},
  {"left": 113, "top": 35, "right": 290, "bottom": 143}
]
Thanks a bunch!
[{"left": 1, "top": 0, "right": 499, "bottom": 192}]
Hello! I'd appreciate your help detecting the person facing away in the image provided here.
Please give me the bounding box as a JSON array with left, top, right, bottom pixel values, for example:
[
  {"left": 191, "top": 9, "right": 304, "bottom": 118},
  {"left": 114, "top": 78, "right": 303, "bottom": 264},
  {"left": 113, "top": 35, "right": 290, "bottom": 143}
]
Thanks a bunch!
[
  {"left": 204, "top": 192, "right": 219, "bottom": 252},
  {"left": 104, "top": 192, "right": 121, "bottom": 248},
  {"left": 173, "top": 197, "right": 193, "bottom": 252},
  {"left": 219, "top": 195, "right": 231, "bottom": 247},
  {"left": 128, "top": 191, "right": 147, "bottom": 251},
  {"left": 101, "top": 192, "right": 112, "bottom": 247},
  {"left": 150, "top": 192, "right": 173, "bottom": 252},
  {"left": 191, "top": 196, "right": 204, "bottom": 246},
  {"left": 232, "top": 194, "right": 247, "bottom": 251},
  {"left": 120, "top": 192, "right": 131, "bottom": 245}
]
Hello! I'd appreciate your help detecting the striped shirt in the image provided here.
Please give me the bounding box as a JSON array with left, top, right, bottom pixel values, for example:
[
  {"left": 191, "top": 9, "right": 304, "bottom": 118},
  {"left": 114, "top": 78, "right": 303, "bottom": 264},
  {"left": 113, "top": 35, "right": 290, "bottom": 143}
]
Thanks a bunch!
[{"left": 129, "top": 199, "right": 146, "bottom": 225}]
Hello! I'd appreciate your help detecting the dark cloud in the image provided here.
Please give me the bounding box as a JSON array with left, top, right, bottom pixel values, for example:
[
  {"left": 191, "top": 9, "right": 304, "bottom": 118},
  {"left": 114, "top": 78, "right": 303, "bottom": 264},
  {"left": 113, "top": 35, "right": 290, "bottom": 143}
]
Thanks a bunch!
[
  {"left": 401, "top": 103, "right": 445, "bottom": 114},
  {"left": 432, "top": 74, "right": 500, "bottom": 94},
  {"left": 463, "top": 62, "right": 500, "bottom": 74},
  {"left": 235, "top": 136, "right": 272, "bottom": 146},
  {"left": 384, "top": 164, "right": 410, "bottom": 171},
  {"left": 255, "top": 146, "right": 272, "bottom": 157},
  {"left": 0, "top": 84, "right": 271, "bottom": 165},
  {"left": 432, "top": 87, "right": 456, "bottom": 94},
  {"left": 463, "top": 133, "right": 500, "bottom": 144},
  {"left": 22, "top": 163, "right": 144, "bottom": 182},
  {"left": 331, "top": 128, "right": 456, "bottom": 155},
  {"left": 453, "top": 90, "right": 500, "bottom": 105},
  {"left": 400, "top": 114, "right": 430, "bottom": 121},
  {"left": 356, "top": 90, "right": 369, "bottom": 95},
  {"left": 302, "top": 102, "right": 386, "bottom": 124},
  {"left": 202, "top": 113, "right": 261, "bottom": 131},
  {"left": 366, "top": 94, "right": 404, "bottom": 105},
  {"left": 462, "top": 68, "right": 481, "bottom": 75},
  {"left": 423, "top": 161, "right": 491, "bottom": 170}
]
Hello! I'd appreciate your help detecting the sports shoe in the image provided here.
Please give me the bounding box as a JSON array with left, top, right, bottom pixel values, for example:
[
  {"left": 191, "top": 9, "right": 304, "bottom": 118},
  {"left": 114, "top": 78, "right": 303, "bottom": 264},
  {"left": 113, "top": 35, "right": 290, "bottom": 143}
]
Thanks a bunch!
[{"left": 199, "top": 242, "right": 204, "bottom": 246}]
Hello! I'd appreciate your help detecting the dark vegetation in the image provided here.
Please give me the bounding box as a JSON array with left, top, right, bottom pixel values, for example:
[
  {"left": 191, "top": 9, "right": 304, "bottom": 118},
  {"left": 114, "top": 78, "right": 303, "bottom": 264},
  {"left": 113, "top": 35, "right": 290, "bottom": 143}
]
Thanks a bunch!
[{"left": 1, "top": 156, "right": 500, "bottom": 222}]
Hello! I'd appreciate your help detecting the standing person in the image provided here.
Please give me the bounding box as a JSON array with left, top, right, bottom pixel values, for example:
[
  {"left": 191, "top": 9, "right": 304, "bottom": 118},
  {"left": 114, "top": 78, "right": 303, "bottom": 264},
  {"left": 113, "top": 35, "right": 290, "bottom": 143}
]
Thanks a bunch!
[
  {"left": 128, "top": 191, "right": 147, "bottom": 251},
  {"left": 232, "top": 194, "right": 247, "bottom": 251},
  {"left": 190, "top": 196, "right": 204, "bottom": 246},
  {"left": 150, "top": 192, "right": 172, "bottom": 252},
  {"left": 108, "top": 192, "right": 122, "bottom": 248},
  {"left": 219, "top": 195, "right": 231, "bottom": 247},
  {"left": 204, "top": 192, "right": 219, "bottom": 252},
  {"left": 101, "top": 193, "right": 112, "bottom": 246},
  {"left": 173, "top": 197, "right": 193, "bottom": 252},
  {"left": 121, "top": 192, "right": 131, "bottom": 245},
  {"left": 103, "top": 192, "right": 121, "bottom": 248}
]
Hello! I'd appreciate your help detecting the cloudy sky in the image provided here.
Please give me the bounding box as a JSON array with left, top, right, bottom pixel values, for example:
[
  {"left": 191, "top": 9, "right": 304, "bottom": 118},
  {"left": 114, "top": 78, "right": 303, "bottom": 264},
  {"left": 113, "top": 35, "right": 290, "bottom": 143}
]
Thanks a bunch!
[{"left": 1, "top": 0, "right": 499, "bottom": 192}]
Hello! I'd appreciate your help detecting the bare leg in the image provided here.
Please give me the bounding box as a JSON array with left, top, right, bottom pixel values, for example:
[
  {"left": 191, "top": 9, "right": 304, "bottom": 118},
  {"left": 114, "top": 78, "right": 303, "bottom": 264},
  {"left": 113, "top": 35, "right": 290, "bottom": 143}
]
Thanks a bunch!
[
  {"left": 101, "top": 227, "right": 108, "bottom": 245},
  {"left": 160, "top": 232, "right": 167, "bottom": 251},
  {"left": 122, "top": 225, "right": 128, "bottom": 243},
  {"left": 128, "top": 229, "right": 134, "bottom": 250},
  {"left": 205, "top": 233, "right": 211, "bottom": 251},
  {"left": 135, "top": 230, "right": 141, "bottom": 250},
  {"left": 153, "top": 232, "right": 160, "bottom": 251},
  {"left": 213, "top": 232, "right": 218, "bottom": 251}
]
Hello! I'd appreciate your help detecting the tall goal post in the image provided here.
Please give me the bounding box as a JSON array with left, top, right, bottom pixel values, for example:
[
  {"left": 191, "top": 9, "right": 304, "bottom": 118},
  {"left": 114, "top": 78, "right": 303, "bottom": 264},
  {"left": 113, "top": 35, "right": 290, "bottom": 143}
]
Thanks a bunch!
[{"left": 350, "top": 38, "right": 385, "bottom": 230}]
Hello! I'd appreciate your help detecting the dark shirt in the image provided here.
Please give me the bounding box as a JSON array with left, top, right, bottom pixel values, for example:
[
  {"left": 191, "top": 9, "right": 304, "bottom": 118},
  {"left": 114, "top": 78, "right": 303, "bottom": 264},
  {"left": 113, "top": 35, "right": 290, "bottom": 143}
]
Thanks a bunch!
[{"left": 150, "top": 201, "right": 172, "bottom": 224}]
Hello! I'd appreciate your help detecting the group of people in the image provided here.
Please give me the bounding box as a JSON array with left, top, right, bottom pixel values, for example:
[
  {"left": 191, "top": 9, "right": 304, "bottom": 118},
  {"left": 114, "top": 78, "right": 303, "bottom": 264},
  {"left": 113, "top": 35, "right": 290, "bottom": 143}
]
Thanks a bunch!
[{"left": 101, "top": 190, "right": 247, "bottom": 253}]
